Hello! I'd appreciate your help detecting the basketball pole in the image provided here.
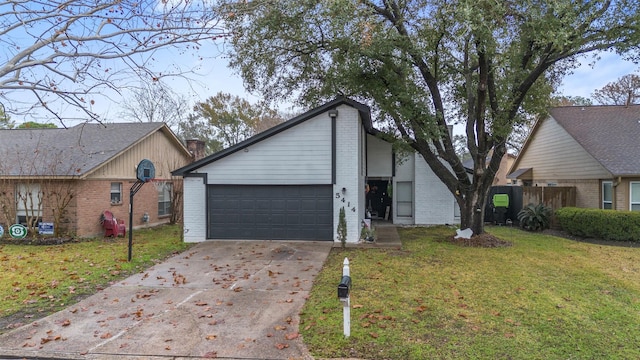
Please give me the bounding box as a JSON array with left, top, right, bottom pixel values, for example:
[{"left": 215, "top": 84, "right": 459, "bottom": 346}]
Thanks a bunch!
[{"left": 128, "top": 179, "right": 146, "bottom": 262}]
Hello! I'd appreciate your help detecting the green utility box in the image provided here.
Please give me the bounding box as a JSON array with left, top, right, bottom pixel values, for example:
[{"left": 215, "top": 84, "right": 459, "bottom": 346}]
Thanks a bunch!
[{"left": 492, "top": 194, "right": 509, "bottom": 208}]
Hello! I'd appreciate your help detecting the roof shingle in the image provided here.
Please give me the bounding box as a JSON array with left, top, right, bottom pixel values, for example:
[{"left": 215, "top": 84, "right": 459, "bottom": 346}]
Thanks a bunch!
[
  {"left": 0, "top": 123, "right": 166, "bottom": 177},
  {"left": 549, "top": 105, "right": 640, "bottom": 176}
]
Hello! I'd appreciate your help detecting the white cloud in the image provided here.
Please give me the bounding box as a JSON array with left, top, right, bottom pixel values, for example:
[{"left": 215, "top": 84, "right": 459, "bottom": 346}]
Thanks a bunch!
[{"left": 557, "top": 52, "right": 638, "bottom": 99}]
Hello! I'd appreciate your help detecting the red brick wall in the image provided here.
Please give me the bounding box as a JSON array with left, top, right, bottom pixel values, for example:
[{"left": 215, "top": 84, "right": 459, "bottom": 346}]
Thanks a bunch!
[
  {"left": 1, "top": 179, "right": 181, "bottom": 238},
  {"left": 75, "top": 179, "right": 177, "bottom": 237}
]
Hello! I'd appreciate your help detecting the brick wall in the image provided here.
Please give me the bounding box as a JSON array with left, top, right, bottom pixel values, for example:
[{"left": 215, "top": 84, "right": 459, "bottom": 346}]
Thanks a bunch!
[
  {"left": 545, "top": 179, "right": 599, "bottom": 209},
  {"left": 0, "top": 182, "right": 15, "bottom": 228},
  {"left": 334, "top": 105, "right": 363, "bottom": 243},
  {"left": 75, "top": 179, "right": 173, "bottom": 238},
  {"left": 414, "top": 155, "right": 456, "bottom": 224}
]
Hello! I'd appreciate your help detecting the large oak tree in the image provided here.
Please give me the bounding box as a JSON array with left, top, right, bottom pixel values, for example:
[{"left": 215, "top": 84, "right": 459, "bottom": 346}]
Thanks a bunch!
[{"left": 220, "top": 0, "right": 640, "bottom": 235}]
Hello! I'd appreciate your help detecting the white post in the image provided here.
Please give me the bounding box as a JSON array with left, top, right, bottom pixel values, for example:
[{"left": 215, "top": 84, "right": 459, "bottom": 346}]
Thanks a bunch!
[{"left": 342, "top": 257, "right": 350, "bottom": 337}]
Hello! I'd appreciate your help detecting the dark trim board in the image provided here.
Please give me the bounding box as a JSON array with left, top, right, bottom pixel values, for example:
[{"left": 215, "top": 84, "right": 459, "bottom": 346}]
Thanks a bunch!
[{"left": 206, "top": 184, "right": 334, "bottom": 241}]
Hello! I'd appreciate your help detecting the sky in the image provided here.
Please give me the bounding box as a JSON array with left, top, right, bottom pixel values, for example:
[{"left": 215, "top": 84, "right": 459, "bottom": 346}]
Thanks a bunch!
[
  {"left": 131, "top": 51, "right": 639, "bottom": 121},
  {"left": 5, "top": 44, "right": 639, "bottom": 127},
  {"left": 557, "top": 52, "right": 638, "bottom": 100},
  {"left": 156, "top": 50, "right": 640, "bottom": 117}
]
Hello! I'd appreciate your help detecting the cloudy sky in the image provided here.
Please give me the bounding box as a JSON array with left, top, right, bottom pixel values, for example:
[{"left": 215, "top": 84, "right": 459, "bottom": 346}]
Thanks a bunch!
[{"left": 8, "top": 46, "right": 639, "bottom": 126}]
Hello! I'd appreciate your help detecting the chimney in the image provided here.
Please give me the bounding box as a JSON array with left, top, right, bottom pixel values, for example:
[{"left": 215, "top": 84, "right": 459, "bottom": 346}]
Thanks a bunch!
[{"left": 186, "top": 139, "right": 206, "bottom": 161}]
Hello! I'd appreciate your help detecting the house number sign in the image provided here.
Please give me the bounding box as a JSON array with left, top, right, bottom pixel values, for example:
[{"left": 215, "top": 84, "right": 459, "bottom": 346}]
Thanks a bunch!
[{"left": 9, "top": 224, "right": 27, "bottom": 239}]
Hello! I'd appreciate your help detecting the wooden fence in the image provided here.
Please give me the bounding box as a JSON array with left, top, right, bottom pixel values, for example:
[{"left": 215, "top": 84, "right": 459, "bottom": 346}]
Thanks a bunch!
[
  {"left": 522, "top": 186, "right": 576, "bottom": 209},
  {"left": 522, "top": 186, "right": 576, "bottom": 228}
]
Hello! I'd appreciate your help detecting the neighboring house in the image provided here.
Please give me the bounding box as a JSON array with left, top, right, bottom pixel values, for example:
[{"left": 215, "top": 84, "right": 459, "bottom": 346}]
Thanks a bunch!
[
  {"left": 508, "top": 105, "right": 640, "bottom": 211},
  {"left": 172, "top": 97, "right": 458, "bottom": 243},
  {"left": 0, "top": 123, "right": 193, "bottom": 237},
  {"left": 463, "top": 153, "right": 517, "bottom": 185}
]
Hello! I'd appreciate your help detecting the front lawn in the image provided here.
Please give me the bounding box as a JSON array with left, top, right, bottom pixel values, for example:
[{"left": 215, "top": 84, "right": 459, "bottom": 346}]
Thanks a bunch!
[
  {"left": 0, "top": 224, "right": 190, "bottom": 332},
  {"left": 301, "top": 226, "right": 640, "bottom": 359}
]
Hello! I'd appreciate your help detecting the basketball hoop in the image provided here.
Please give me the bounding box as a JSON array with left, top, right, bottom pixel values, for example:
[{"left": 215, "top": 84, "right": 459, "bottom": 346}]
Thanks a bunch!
[{"left": 150, "top": 179, "right": 168, "bottom": 192}]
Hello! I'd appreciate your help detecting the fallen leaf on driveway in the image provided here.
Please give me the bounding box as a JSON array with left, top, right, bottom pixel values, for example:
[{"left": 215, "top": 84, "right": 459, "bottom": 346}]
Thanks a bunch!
[
  {"left": 205, "top": 334, "right": 217, "bottom": 340},
  {"left": 285, "top": 333, "right": 299, "bottom": 340},
  {"left": 275, "top": 343, "right": 289, "bottom": 350}
]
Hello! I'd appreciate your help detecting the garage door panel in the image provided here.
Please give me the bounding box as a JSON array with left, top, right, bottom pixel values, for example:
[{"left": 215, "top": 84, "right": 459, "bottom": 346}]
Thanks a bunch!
[{"left": 207, "top": 185, "right": 332, "bottom": 240}]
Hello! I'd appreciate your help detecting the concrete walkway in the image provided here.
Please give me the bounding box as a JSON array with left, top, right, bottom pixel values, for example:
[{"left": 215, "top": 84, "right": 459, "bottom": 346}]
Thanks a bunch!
[
  {"left": 0, "top": 240, "right": 332, "bottom": 360},
  {"left": 336, "top": 221, "right": 402, "bottom": 249}
]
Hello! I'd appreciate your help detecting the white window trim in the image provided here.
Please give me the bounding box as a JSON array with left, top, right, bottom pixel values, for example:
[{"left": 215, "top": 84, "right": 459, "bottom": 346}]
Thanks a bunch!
[
  {"left": 630, "top": 181, "right": 640, "bottom": 211},
  {"left": 396, "top": 181, "right": 413, "bottom": 217},
  {"left": 111, "top": 182, "right": 122, "bottom": 205},
  {"left": 602, "top": 181, "right": 613, "bottom": 210}
]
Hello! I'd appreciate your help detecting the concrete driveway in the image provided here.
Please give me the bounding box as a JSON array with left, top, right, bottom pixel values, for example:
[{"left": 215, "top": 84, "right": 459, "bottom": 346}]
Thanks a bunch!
[{"left": 0, "top": 240, "right": 333, "bottom": 360}]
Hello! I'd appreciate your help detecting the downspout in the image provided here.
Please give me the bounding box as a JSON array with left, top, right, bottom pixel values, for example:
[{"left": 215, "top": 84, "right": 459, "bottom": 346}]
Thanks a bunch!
[
  {"left": 328, "top": 109, "right": 338, "bottom": 185},
  {"left": 613, "top": 176, "right": 622, "bottom": 210}
]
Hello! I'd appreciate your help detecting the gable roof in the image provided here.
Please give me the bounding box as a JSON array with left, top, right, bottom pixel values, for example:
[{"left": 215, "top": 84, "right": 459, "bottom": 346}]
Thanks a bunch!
[
  {"left": 0, "top": 122, "right": 187, "bottom": 178},
  {"left": 512, "top": 105, "right": 640, "bottom": 177},
  {"left": 172, "top": 97, "right": 373, "bottom": 176},
  {"left": 462, "top": 153, "right": 516, "bottom": 173}
]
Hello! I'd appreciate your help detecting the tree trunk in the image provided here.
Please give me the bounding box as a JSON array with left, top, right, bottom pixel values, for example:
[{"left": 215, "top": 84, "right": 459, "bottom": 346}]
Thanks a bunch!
[
  {"left": 458, "top": 189, "right": 488, "bottom": 235},
  {"left": 457, "top": 179, "right": 493, "bottom": 236}
]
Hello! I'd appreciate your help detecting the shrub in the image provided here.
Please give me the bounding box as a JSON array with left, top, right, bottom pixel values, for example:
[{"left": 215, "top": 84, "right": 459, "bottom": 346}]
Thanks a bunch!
[
  {"left": 337, "top": 206, "right": 347, "bottom": 248},
  {"left": 556, "top": 207, "right": 640, "bottom": 242},
  {"left": 517, "top": 203, "right": 552, "bottom": 231}
]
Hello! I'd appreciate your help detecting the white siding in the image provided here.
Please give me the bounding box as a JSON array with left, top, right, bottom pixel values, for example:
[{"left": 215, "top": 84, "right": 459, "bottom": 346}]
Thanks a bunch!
[
  {"left": 517, "top": 117, "right": 610, "bottom": 180},
  {"left": 333, "top": 105, "right": 364, "bottom": 243},
  {"left": 367, "top": 135, "right": 393, "bottom": 177},
  {"left": 200, "top": 114, "right": 332, "bottom": 185},
  {"left": 183, "top": 176, "right": 206, "bottom": 242}
]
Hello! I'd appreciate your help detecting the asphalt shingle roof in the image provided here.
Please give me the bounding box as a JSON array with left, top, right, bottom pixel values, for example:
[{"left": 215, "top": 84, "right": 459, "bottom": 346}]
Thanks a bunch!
[
  {"left": 0, "top": 122, "right": 165, "bottom": 177},
  {"left": 549, "top": 105, "right": 640, "bottom": 176}
]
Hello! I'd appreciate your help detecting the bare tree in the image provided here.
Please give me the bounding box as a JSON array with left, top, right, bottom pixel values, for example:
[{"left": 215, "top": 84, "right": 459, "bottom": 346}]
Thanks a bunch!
[
  {"left": 0, "top": 0, "right": 225, "bottom": 124},
  {"left": 592, "top": 74, "right": 640, "bottom": 106},
  {"left": 192, "top": 92, "right": 285, "bottom": 149},
  {"left": 120, "top": 81, "right": 190, "bottom": 128}
]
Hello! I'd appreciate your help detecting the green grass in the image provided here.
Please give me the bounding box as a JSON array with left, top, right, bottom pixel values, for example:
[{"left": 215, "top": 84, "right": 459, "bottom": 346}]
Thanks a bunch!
[
  {"left": 0, "top": 224, "right": 191, "bottom": 326},
  {"left": 300, "top": 226, "right": 640, "bottom": 359}
]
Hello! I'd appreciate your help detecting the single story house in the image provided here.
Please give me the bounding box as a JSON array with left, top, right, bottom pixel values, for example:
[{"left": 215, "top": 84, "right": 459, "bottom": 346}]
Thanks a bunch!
[
  {"left": 508, "top": 104, "right": 640, "bottom": 211},
  {"left": 0, "top": 123, "right": 193, "bottom": 237},
  {"left": 463, "top": 153, "right": 517, "bottom": 186},
  {"left": 172, "top": 97, "right": 458, "bottom": 243}
]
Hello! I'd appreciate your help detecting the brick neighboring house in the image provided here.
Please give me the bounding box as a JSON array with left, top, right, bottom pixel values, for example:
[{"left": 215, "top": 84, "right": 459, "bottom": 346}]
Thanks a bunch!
[
  {"left": 0, "top": 123, "right": 194, "bottom": 237},
  {"left": 508, "top": 105, "right": 640, "bottom": 211}
]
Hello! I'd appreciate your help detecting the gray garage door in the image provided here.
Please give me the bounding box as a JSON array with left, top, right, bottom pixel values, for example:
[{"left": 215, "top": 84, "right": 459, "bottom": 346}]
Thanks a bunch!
[{"left": 207, "top": 185, "right": 333, "bottom": 240}]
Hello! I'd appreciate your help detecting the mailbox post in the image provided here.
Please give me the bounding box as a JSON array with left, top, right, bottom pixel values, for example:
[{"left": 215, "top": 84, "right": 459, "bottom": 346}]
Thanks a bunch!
[{"left": 338, "top": 257, "right": 351, "bottom": 337}]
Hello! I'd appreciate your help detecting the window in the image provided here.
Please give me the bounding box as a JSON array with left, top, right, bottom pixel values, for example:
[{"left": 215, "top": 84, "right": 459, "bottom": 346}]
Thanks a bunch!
[
  {"left": 630, "top": 182, "right": 640, "bottom": 211},
  {"left": 111, "top": 182, "right": 122, "bottom": 204},
  {"left": 16, "top": 183, "right": 42, "bottom": 226},
  {"left": 396, "top": 181, "right": 413, "bottom": 217},
  {"left": 602, "top": 181, "right": 613, "bottom": 209},
  {"left": 158, "top": 182, "right": 172, "bottom": 216}
]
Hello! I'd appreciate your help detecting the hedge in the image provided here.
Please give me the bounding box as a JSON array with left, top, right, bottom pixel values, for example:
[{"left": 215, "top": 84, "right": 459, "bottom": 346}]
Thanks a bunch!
[{"left": 555, "top": 207, "right": 640, "bottom": 242}]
